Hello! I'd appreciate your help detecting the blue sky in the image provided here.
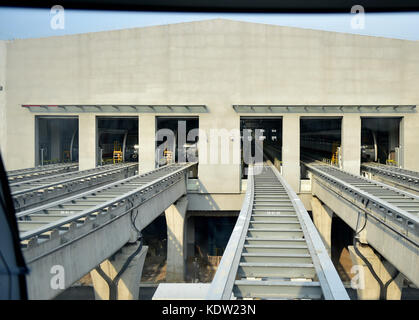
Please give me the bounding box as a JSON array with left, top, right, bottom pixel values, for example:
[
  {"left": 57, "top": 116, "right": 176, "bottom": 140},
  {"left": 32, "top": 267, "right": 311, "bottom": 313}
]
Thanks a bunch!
[{"left": 0, "top": 7, "right": 418, "bottom": 41}]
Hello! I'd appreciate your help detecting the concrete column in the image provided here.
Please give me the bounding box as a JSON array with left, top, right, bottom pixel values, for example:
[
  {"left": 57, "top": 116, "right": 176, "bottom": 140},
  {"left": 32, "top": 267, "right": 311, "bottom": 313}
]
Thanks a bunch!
[
  {"left": 139, "top": 114, "right": 155, "bottom": 174},
  {"left": 282, "top": 114, "right": 300, "bottom": 192},
  {"left": 186, "top": 216, "right": 195, "bottom": 258},
  {"left": 90, "top": 241, "right": 148, "bottom": 300},
  {"left": 50, "top": 120, "right": 61, "bottom": 161},
  {"left": 401, "top": 115, "right": 419, "bottom": 171},
  {"left": 197, "top": 111, "right": 241, "bottom": 193},
  {"left": 348, "top": 245, "right": 404, "bottom": 300},
  {"left": 310, "top": 197, "right": 333, "bottom": 256},
  {"left": 165, "top": 195, "right": 188, "bottom": 282},
  {"left": 79, "top": 114, "right": 96, "bottom": 170},
  {"left": 342, "top": 115, "right": 361, "bottom": 175}
]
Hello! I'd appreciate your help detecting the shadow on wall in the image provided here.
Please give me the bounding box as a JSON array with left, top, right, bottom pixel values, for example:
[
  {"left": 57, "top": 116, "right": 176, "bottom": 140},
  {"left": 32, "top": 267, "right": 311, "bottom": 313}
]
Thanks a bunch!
[{"left": 194, "top": 180, "right": 221, "bottom": 211}]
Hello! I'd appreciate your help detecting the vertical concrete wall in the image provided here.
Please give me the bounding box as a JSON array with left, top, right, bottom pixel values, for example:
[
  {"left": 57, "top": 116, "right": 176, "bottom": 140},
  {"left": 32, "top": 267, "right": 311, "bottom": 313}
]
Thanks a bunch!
[
  {"left": 401, "top": 116, "right": 419, "bottom": 171},
  {"left": 282, "top": 115, "right": 300, "bottom": 192},
  {"left": 342, "top": 115, "right": 361, "bottom": 175},
  {"left": 139, "top": 114, "right": 156, "bottom": 173},
  {"left": 3, "top": 19, "right": 419, "bottom": 183},
  {"left": 79, "top": 114, "right": 96, "bottom": 170},
  {"left": 199, "top": 110, "right": 241, "bottom": 193}
]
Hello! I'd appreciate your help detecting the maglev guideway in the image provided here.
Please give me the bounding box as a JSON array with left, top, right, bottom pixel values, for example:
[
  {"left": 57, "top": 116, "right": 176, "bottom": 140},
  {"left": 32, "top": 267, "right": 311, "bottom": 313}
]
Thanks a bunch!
[{"left": 207, "top": 161, "right": 349, "bottom": 300}]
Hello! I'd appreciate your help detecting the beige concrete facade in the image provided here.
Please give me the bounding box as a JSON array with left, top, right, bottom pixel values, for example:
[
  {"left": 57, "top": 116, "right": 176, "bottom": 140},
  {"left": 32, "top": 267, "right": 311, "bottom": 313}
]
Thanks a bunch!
[
  {"left": 1, "top": 19, "right": 419, "bottom": 198},
  {"left": 342, "top": 114, "right": 361, "bottom": 175}
]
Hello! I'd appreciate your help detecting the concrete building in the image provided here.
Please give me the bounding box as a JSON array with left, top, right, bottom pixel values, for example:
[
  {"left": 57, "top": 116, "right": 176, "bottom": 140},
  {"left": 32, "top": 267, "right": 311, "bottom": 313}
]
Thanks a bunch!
[{"left": 1, "top": 19, "right": 418, "bottom": 299}]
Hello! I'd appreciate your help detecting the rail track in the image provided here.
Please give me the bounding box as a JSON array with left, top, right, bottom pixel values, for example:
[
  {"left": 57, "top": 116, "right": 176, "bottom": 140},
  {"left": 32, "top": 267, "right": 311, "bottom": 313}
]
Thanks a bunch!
[
  {"left": 17, "top": 163, "right": 195, "bottom": 249},
  {"left": 7, "top": 162, "right": 79, "bottom": 183},
  {"left": 11, "top": 163, "right": 138, "bottom": 212},
  {"left": 361, "top": 162, "right": 419, "bottom": 194},
  {"left": 305, "top": 162, "right": 419, "bottom": 243},
  {"left": 207, "top": 161, "right": 348, "bottom": 300},
  {"left": 304, "top": 161, "right": 419, "bottom": 286}
]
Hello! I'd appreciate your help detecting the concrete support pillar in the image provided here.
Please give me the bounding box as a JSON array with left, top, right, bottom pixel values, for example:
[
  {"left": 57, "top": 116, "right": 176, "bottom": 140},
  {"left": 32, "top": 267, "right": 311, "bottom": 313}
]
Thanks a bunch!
[
  {"left": 310, "top": 197, "right": 333, "bottom": 256},
  {"left": 90, "top": 241, "right": 148, "bottom": 300},
  {"left": 139, "top": 114, "right": 155, "bottom": 174},
  {"left": 186, "top": 216, "right": 195, "bottom": 258},
  {"left": 348, "top": 245, "right": 404, "bottom": 300},
  {"left": 282, "top": 114, "right": 300, "bottom": 192},
  {"left": 50, "top": 120, "right": 61, "bottom": 161},
  {"left": 164, "top": 195, "right": 188, "bottom": 282},
  {"left": 342, "top": 115, "right": 361, "bottom": 175},
  {"left": 79, "top": 114, "right": 96, "bottom": 170}
]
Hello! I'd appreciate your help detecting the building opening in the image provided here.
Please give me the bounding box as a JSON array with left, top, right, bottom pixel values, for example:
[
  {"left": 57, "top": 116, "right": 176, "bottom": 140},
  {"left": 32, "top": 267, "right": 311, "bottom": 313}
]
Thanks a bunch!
[
  {"left": 361, "top": 117, "right": 401, "bottom": 165},
  {"left": 240, "top": 117, "right": 282, "bottom": 178},
  {"left": 141, "top": 214, "right": 167, "bottom": 284},
  {"left": 300, "top": 117, "right": 342, "bottom": 165},
  {"left": 96, "top": 117, "right": 138, "bottom": 165},
  {"left": 155, "top": 117, "right": 199, "bottom": 167},
  {"left": 190, "top": 215, "right": 238, "bottom": 282},
  {"left": 35, "top": 116, "right": 78, "bottom": 165}
]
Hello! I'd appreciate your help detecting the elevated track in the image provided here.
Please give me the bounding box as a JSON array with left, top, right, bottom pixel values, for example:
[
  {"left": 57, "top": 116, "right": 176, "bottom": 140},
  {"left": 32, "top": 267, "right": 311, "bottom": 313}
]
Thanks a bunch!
[
  {"left": 304, "top": 162, "right": 419, "bottom": 287},
  {"left": 207, "top": 161, "right": 349, "bottom": 300},
  {"left": 11, "top": 163, "right": 138, "bottom": 212},
  {"left": 7, "top": 162, "right": 79, "bottom": 183},
  {"left": 361, "top": 162, "right": 419, "bottom": 195},
  {"left": 17, "top": 162, "right": 196, "bottom": 299}
]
